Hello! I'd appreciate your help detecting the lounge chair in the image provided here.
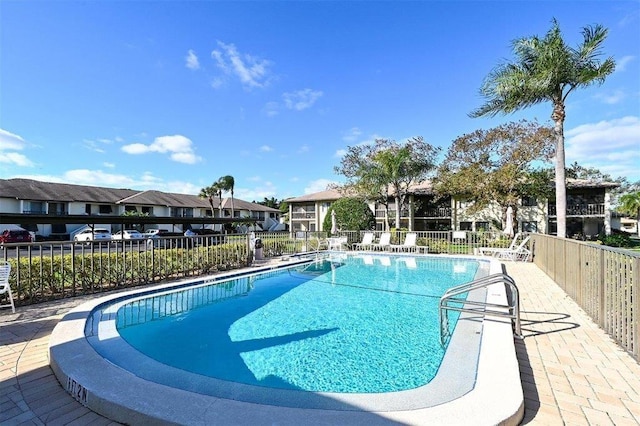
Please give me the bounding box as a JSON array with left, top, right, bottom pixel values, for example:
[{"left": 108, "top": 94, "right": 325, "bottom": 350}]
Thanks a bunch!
[
  {"left": 354, "top": 232, "right": 375, "bottom": 250},
  {"left": 478, "top": 235, "right": 531, "bottom": 262},
  {"left": 389, "top": 233, "right": 428, "bottom": 253},
  {"left": 476, "top": 233, "right": 523, "bottom": 256},
  {"left": 370, "top": 232, "right": 391, "bottom": 251},
  {"left": 327, "top": 236, "right": 348, "bottom": 251},
  {"left": 0, "top": 261, "right": 15, "bottom": 313}
]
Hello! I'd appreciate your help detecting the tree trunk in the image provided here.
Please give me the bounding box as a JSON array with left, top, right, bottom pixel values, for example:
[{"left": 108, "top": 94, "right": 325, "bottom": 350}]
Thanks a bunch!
[
  {"left": 553, "top": 102, "right": 567, "bottom": 239},
  {"left": 395, "top": 196, "right": 401, "bottom": 230}
]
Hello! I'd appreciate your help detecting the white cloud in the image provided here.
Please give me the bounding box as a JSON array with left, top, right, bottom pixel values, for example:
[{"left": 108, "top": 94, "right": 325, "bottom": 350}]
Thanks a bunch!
[
  {"left": 0, "top": 128, "right": 27, "bottom": 151},
  {"left": 260, "top": 145, "right": 273, "bottom": 152},
  {"left": 103, "top": 162, "right": 115, "bottom": 168},
  {"left": 0, "top": 152, "right": 34, "bottom": 167},
  {"left": 304, "top": 178, "right": 338, "bottom": 194},
  {"left": 263, "top": 102, "right": 279, "bottom": 117},
  {"left": 211, "top": 41, "right": 272, "bottom": 89},
  {"left": 235, "top": 181, "right": 278, "bottom": 201},
  {"left": 210, "top": 77, "right": 225, "bottom": 89},
  {"left": 565, "top": 116, "right": 640, "bottom": 180},
  {"left": 342, "top": 127, "right": 362, "bottom": 143},
  {"left": 0, "top": 128, "right": 34, "bottom": 167},
  {"left": 185, "top": 49, "right": 200, "bottom": 70},
  {"left": 615, "top": 55, "right": 635, "bottom": 72},
  {"left": 121, "top": 135, "right": 202, "bottom": 164},
  {"left": 334, "top": 149, "right": 347, "bottom": 158},
  {"left": 297, "top": 145, "right": 309, "bottom": 154},
  {"left": 283, "top": 89, "right": 323, "bottom": 111},
  {"left": 594, "top": 90, "right": 626, "bottom": 105}
]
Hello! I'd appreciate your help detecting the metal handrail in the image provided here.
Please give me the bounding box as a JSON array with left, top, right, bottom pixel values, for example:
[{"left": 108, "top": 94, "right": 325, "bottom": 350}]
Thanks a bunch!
[{"left": 439, "top": 273, "right": 521, "bottom": 346}]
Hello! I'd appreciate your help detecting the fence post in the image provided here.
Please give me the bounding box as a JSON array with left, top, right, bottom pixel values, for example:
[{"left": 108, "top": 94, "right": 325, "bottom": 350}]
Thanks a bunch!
[
  {"left": 634, "top": 256, "right": 640, "bottom": 361},
  {"left": 598, "top": 247, "right": 606, "bottom": 329}
]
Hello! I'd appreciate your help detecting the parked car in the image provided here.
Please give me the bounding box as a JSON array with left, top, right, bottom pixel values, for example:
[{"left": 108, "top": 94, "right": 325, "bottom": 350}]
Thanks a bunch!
[
  {"left": 74, "top": 228, "right": 112, "bottom": 244},
  {"left": 0, "top": 229, "right": 32, "bottom": 245},
  {"left": 146, "top": 230, "right": 182, "bottom": 248},
  {"left": 143, "top": 229, "right": 166, "bottom": 238},
  {"left": 112, "top": 230, "right": 144, "bottom": 241}
]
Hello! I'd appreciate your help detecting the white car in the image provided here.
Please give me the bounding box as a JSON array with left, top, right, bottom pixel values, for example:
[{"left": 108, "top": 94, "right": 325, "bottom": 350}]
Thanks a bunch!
[
  {"left": 112, "top": 230, "right": 144, "bottom": 240},
  {"left": 74, "top": 228, "right": 112, "bottom": 243}
]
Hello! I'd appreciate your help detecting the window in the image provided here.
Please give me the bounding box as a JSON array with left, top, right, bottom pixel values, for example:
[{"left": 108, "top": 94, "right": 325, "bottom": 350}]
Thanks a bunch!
[
  {"left": 522, "top": 222, "right": 538, "bottom": 233},
  {"left": 125, "top": 205, "right": 137, "bottom": 213},
  {"left": 476, "top": 221, "right": 489, "bottom": 231},
  {"left": 142, "top": 206, "right": 153, "bottom": 215},
  {"left": 460, "top": 221, "right": 472, "bottom": 231},
  {"left": 522, "top": 196, "right": 537, "bottom": 207},
  {"left": 99, "top": 205, "right": 112, "bottom": 214}
]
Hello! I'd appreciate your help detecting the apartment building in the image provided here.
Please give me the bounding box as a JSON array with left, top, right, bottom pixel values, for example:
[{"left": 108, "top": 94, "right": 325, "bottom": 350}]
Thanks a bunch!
[
  {"left": 0, "top": 178, "right": 282, "bottom": 238},
  {"left": 286, "top": 179, "right": 619, "bottom": 238}
]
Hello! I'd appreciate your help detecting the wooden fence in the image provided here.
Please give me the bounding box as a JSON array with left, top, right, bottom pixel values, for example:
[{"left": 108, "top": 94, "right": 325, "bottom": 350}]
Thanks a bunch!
[{"left": 531, "top": 234, "right": 640, "bottom": 361}]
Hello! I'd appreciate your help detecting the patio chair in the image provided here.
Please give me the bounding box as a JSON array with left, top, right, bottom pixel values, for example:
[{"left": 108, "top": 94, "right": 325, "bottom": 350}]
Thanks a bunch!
[
  {"left": 353, "top": 232, "right": 375, "bottom": 250},
  {"left": 494, "top": 237, "right": 531, "bottom": 262},
  {"left": 327, "top": 236, "right": 348, "bottom": 251},
  {"left": 370, "top": 232, "right": 391, "bottom": 251},
  {"left": 389, "top": 233, "right": 428, "bottom": 254},
  {"left": 0, "top": 261, "right": 15, "bottom": 313},
  {"left": 476, "top": 233, "right": 523, "bottom": 257},
  {"left": 477, "top": 236, "right": 531, "bottom": 262}
]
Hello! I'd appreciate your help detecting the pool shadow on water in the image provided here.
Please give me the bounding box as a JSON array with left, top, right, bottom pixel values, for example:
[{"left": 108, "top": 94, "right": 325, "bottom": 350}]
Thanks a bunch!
[{"left": 109, "top": 268, "right": 399, "bottom": 411}]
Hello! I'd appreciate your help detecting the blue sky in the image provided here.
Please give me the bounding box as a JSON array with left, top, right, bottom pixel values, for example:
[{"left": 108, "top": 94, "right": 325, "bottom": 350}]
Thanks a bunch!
[{"left": 1, "top": 1, "right": 638, "bottom": 202}]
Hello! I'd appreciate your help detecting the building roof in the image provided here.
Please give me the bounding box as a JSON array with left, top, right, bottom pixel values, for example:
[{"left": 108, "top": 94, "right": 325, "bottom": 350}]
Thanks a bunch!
[
  {"left": 285, "top": 188, "right": 344, "bottom": 203},
  {"left": 286, "top": 178, "right": 619, "bottom": 203},
  {"left": 0, "top": 178, "right": 279, "bottom": 213}
]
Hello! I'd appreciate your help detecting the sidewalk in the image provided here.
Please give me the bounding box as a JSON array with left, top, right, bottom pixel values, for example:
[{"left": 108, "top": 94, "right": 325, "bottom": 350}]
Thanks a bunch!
[{"left": 1, "top": 262, "right": 640, "bottom": 425}]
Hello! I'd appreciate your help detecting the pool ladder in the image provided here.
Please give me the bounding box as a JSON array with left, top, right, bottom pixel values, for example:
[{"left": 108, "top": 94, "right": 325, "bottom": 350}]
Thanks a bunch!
[{"left": 439, "top": 273, "right": 522, "bottom": 346}]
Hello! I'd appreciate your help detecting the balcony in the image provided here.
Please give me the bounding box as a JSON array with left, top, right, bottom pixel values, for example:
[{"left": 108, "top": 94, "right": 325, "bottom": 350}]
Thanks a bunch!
[
  {"left": 291, "top": 211, "right": 316, "bottom": 220},
  {"left": 548, "top": 203, "right": 605, "bottom": 216},
  {"left": 376, "top": 207, "right": 452, "bottom": 218},
  {"left": 415, "top": 207, "right": 452, "bottom": 218}
]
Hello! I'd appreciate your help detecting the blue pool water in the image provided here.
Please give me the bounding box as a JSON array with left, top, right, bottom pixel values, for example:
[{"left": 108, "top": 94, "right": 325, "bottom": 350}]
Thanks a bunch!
[{"left": 114, "top": 255, "right": 479, "bottom": 393}]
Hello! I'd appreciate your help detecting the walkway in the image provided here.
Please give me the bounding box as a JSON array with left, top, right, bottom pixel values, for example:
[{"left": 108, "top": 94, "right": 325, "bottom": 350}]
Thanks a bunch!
[{"left": 1, "top": 262, "right": 640, "bottom": 425}]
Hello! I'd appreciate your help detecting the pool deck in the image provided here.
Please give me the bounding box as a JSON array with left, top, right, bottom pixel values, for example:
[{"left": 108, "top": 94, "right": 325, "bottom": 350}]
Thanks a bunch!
[{"left": 2, "top": 261, "right": 640, "bottom": 425}]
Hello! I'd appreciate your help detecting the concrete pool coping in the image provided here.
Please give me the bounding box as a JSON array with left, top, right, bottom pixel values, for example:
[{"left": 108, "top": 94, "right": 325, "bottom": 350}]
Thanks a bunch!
[{"left": 49, "top": 254, "right": 524, "bottom": 425}]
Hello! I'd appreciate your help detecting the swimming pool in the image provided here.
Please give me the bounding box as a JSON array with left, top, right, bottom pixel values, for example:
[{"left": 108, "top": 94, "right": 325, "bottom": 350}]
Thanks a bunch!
[{"left": 50, "top": 253, "right": 524, "bottom": 425}]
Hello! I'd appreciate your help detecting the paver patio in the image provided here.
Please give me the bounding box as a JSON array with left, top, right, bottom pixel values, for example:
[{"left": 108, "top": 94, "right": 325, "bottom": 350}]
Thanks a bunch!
[{"left": 1, "top": 261, "right": 639, "bottom": 425}]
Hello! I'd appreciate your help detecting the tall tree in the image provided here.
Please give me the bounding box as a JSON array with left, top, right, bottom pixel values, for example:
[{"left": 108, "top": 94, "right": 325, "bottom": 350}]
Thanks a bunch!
[
  {"left": 218, "top": 175, "right": 235, "bottom": 218},
  {"left": 335, "top": 137, "right": 440, "bottom": 231},
  {"left": 434, "top": 120, "right": 555, "bottom": 233},
  {"left": 470, "top": 19, "right": 615, "bottom": 238},
  {"left": 618, "top": 191, "right": 640, "bottom": 237}
]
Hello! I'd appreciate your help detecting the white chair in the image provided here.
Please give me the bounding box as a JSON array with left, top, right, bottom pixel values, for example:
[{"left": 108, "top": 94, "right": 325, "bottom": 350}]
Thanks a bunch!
[
  {"left": 495, "top": 237, "right": 532, "bottom": 262},
  {"left": 327, "top": 236, "right": 348, "bottom": 251},
  {"left": 0, "top": 261, "right": 15, "bottom": 313},
  {"left": 478, "top": 236, "right": 531, "bottom": 262},
  {"left": 370, "top": 232, "right": 391, "bottom": 251},
  {"left": 476, "top": 233, "right": 523, "bottom": 256},
  {"left": 389, "top": 233, "right": 428, "bottom": 253},
  {"left": 354, "top": 232, "right": 375, "bottom": 250}
]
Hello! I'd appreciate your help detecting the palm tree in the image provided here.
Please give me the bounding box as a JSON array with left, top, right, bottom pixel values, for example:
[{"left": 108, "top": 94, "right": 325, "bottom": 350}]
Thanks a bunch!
[
  {"left": 218, "top": 175, "right": 235, "bottom": 218},
  {"left": 198, "top": 183, "right": 222, "bottom": 217},
  {"left": 619, "top": 192, "right": 640, "bottom": 237},
  {"left": 470, "top": 19, "right": 615, "bottom": 238},
  {"left": 373, "top": 147, "right": 411, "bottom": 230}
]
